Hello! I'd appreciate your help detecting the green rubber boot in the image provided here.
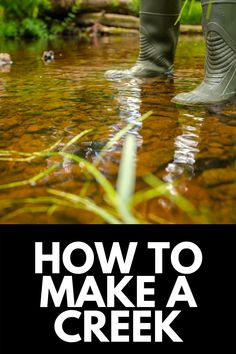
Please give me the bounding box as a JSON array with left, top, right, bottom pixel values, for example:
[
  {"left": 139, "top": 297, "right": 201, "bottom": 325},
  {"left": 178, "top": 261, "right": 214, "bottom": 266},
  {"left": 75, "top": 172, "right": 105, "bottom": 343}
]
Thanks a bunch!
[
  {"left": 172, "top": 0, "right": 236, "bottom": 106},
  {"left": 105, "top": 0, "right": 181, "bottom": 80}
]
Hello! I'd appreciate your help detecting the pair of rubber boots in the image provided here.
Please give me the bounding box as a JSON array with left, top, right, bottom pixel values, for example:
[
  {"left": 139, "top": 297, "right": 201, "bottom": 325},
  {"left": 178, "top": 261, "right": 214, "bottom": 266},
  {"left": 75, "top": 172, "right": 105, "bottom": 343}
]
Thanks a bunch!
[{"left": 105, "top": 0, "right": 236, "bottom": 106}]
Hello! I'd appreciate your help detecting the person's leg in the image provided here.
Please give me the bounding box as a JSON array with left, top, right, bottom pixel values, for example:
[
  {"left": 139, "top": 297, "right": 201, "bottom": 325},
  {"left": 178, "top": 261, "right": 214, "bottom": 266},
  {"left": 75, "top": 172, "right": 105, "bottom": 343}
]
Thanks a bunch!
[
  {"left": 105, "top": 0, "right": 181, "bottom": 80},
  {"left": 172, "top": 0, "right": 236, "bottom": 105}
]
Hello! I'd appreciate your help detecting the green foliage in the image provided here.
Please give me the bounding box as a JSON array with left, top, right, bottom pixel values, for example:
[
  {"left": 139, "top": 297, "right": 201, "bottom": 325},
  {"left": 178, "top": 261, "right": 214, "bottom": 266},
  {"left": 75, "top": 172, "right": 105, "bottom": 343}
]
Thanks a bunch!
[
  {"left": 0, "top": 0, "right": 50, "bottom": 20},
  {"left": 180, "top": 0, "right": 202, "bottom": 25},
  {"left": 0, "top": 21, "right": 18, "bottom": 38},
  {"left": 49, "top": 5, "right": 81, "bottom": 36},
  {"left": 0, "top": 0, "right": 83, "bottom": 38},
  {"left": 0, "top": 18, "right": 48, "bottom": 38},
  {"left": 0, "top": 0, "right": 202, "bottom": 39},
  {"left": 20, "top": 18, "right": 48, "bottom": 38},
  {"left": 0, "top": 0, "right": 50, "bottom": 38},
  {"left": 128, "top": 0, "right": 202, "bottom": 23},
  {"left": 128, "top": 0, "right": 140, "bottom": 14}
]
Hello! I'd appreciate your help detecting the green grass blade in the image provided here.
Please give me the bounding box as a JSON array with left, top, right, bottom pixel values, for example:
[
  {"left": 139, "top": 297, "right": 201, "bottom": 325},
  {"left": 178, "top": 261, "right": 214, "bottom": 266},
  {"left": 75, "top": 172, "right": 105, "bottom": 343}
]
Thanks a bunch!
[
  {"left": 47, "top": 205, "right": 61, "bottom": 216},
  {"left": 117, "top": 134, "right": 137, "bottom": 205},
  {"left": 58, "top": 152, "right": 117, "bottom": 206},
  {"left": 175, "top": 0, "right": 189, "bottom": 25},
  {"left": 44, "top": 138, "right": 63, "bottom": 152},
  {"left": 95, "top": 111, "right": 153, "bottom": 163},
  {"left": 0, "top": 139, "right": 63, "bottom": 157},
  {"left": 0, "top": 180, "right": 29, "bottom": 190},
  {"left": 0, "top": 196, "right": 75, "bottom": 209},
  {"left": 1, "top": 206, "right": 50, "bottom": 221},
  {"left": 0, "top": 163, "right": 60, "bottom": 190},
  {"left": 48, "top": 188, "right": 121, "bottom": 224},
  {"left": 80, "top": 180, "right": 91, "bottom": 197},
  {"left": 206, "top": 1, "right": 213, "bottom": 19},
  {"left": 0, "top": 150, "right": 33, "bottom": 156},
  {"left": 116, "top": 134, "right": 138, "bottom": 224},
  {"left": 0, "top": 157, "right": 35, "bottom": 162},
  {"left": 132, "top": 184, "right": 171, "bottom": 207},
  {"left": 148, "top": 213, "right": 174, "bottom": 224},
  {"left": 29, "top": 163, "right": 60, "bottom": 183},
  {"left": 62, "top": 129, "right": 93, "bottom": 152},
  {"left": 189, "top": 0, "right": 195, "bottom": 15},
  {"left": 0, "top": 193, "right": 121, "bottom": 224},
  {"left": 143, "top": 174, "right": 197, "bottom": 215}
]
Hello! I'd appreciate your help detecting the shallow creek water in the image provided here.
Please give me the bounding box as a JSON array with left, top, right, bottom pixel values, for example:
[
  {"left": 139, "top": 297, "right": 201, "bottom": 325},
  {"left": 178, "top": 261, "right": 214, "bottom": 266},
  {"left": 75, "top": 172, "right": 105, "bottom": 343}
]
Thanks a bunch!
[{"left": 0, "top": 35, "right": 235, "bottom": 223}]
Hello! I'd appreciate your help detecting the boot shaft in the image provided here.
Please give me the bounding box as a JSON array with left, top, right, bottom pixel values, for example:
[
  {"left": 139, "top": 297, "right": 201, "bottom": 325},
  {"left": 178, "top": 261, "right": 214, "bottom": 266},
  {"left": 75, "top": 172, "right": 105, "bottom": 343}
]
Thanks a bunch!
[
  {"left": 202, "top": 0, "right": 236, "bottom": 41},
  {"left": 140, "top": 0, "right": 181, "bottom": 15},
  {"left": 140, "top": 0, "right": 181, "bottom": 41},
  {"left": 138, "top": 0, "right": 181, "bottom": 73},
  {"left": 172, "top": 0, "right": 236, "bottom": 105},
  {"left": 105, "top": 0, "right": 181, "bottom": 79},
  {"left": 201, "top": 0, "right": 236, "bottom": 85}
]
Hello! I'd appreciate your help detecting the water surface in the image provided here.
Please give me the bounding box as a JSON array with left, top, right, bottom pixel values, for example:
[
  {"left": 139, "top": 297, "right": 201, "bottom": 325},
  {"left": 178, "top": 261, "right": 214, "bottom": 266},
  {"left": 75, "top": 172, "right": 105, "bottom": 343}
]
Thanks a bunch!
[{"left": 0, "top": 35, "right": 235, "bottom": 223}]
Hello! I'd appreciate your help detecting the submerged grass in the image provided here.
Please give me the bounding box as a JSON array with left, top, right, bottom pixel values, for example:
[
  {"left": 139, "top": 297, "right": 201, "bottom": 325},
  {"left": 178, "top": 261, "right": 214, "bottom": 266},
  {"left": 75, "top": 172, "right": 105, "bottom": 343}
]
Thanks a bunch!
[
  {"left": 0, "top": 164, "right": 60, "bottom": 190},
  {"left": 0, "top": 112, "right": 210, "bottom": 224}
]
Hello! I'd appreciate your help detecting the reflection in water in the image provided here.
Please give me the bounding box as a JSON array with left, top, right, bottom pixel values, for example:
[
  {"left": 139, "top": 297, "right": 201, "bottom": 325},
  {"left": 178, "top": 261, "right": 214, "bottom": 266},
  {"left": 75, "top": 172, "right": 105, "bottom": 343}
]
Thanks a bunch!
[
  {"left": 108, "top": 76, "right": 206, "bottom": 191},
  {"left": 108, "top": 78, "right": 143, "bottom": 150},
  {"left": 0, "top": 64, "right": 11, "bottom": 73},
  {"left": 42, "top": 50, "right": 55, "bottom": 63},
  {"left": 0, "top": 78, "right": 5, "bottom": 97},
  {"left": 164, "top": 113, "right": 204, "bottom": 182},
  {"left": 0, "top": 53, "right": 12, "bottom": 72},
  {"left": 204, "top": 97, "right": 236, "bottom": 115},
  {"left": 61, "top": 78, "right": 143, "bottom": 178},
  {"left": 108, "top": 77, "right": 205, "bottom": 186}
]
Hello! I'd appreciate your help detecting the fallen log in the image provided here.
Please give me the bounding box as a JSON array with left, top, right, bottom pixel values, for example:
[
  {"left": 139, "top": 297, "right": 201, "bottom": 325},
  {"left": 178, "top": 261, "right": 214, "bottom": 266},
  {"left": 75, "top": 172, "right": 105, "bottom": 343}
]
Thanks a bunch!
[
  {"left": 50, "top": 0, "right": 139, "bottom": 16},
  {"left": 180, "top": 25, "right": 202, "bottom": 34},
  {"left": 90, "top": 23, "right": 139, "bottom": 35},
  {"left": 77, "top": 13, "right": 202, "bottom": 35},
  {"left": 77, "top": 12, "right": 139, "bottom": 29}
]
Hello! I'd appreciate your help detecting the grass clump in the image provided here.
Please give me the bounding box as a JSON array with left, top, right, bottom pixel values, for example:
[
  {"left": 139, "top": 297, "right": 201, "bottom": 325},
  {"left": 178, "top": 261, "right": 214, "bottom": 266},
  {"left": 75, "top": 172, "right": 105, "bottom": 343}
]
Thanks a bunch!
[{"left": 0, "top": 112, "right": 210, "bottom": 224}]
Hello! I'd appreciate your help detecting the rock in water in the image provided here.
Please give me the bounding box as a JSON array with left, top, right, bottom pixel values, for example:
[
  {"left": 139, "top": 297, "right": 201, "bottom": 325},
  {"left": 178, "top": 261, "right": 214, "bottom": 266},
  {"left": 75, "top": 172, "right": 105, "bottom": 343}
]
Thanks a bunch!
[
  {"left": 0, "top": 53, "right": 13, "bottom": 66},
  {"left": 42, "top": 51, "right": 54, "bottom": 62}
]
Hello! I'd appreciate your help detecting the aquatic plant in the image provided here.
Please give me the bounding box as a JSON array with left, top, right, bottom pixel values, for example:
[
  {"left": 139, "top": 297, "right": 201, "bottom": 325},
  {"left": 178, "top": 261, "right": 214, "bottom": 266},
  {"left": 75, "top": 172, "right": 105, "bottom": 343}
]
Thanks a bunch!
[{"left": 0, "top": 112, "right": 209, "bottom": 224}]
